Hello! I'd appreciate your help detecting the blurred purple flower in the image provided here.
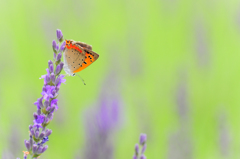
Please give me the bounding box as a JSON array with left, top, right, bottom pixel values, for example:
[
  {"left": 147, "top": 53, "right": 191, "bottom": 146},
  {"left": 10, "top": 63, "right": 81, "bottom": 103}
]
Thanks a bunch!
[
  {"left": 218, "top": 112, "right": 231, "bottom": 157},
  {"left": 194, "top": 19, "right": 210, "bottom": 68},
  {"left": 20, "top": 29, "right": 66, "bottom": 159},
  {"left": 82, "top": 95, "right": 121, "bottom": 159},
  {"left": 168, "top": 74, "right": 193, "bottom": 159},
  {"left": 139, "top": 133, "right": 147, "bottom": 145},
  {"left": 133, "top": 133, "right": 147, "bottom": 159}
]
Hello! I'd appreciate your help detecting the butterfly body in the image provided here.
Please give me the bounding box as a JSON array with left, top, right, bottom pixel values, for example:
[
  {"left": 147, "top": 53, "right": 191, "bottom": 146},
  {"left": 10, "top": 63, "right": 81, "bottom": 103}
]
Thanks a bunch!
[{"left": 63, "top": 40, "right": 99, "bottom": 76}]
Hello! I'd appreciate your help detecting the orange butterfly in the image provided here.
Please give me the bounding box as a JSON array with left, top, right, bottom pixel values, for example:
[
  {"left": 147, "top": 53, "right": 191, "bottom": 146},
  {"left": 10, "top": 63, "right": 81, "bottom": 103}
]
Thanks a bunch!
[{"left": 63, "top": 40, "right": 99, "bottom": 76}]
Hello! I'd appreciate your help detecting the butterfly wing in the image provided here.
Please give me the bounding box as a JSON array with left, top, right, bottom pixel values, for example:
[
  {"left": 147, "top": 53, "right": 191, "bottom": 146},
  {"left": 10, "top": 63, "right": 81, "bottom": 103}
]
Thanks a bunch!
[
  {"left": 75, "top": 41, "right": 92, "bottom": 50},
  {"left": 64, "top": 40, "right": 99, "bottom": 74},
  {"left": 73, "top": 48, "right": 99, "bottom": 73},
  {"left": 63, "top": 40, "right": 86, "bottom": 75}
]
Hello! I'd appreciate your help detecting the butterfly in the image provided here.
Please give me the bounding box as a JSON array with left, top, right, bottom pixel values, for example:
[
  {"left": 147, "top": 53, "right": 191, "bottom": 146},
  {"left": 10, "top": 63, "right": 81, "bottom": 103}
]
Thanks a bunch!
[{"left": 63, "top": 39, "right": 99, "bottom": 76}]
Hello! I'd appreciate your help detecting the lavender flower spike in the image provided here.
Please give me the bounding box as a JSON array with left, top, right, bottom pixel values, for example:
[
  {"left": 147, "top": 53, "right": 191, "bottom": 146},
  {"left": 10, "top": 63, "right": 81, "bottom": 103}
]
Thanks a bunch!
[
  {"left": 133, "top": 133, "right": 147, "bottom": 159},
  {"left": 21, "top": 29, "right": 66, "bottom": 159}
]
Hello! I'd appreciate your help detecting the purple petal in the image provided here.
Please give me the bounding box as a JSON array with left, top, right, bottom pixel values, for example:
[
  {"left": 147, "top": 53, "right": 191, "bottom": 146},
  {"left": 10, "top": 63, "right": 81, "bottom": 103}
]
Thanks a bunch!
[
  {"left": 45, "top": 129, "right": 52, "bottom": 137},
  {"left": 48, "top": 60, "right": 54, "bottom": 72},
  {"left": 55, "top": 62, "right": 64, "bottom": 75},
  {"left": 32, "top": 144, "right": 38, "bottom": 154},
  {"left": 141, "top": 144, "right": 147, "bottom": 154},
  {"left": 60, "top": 41, "right": 66, "bottom": 51},
  {"left": 55, "top": 64, "right": 61, "bottom": 75},
  {"left": 135, "top": 144, "right": 139, "bottom": 154},
  {"left": 56, "top": 29, "right": 63, "bottom": 42},
  {"left": 41, "top": 145, "right": 48, "bottom": 153},
  {"left": 37, "top": 146, "right": 43, "bottom": 154},
  {"left": 50, "top": 73, "right": 56, "bottom": 83},
  {"left": 24, "top": 140, "right": 31, "bottom": 151},
  {"left": 39, "top": 132, "right": 45, "bottom": 139},
  {"left": 139, "top": 133, "right": 147, "bottom": 145},
  {"left": 51, "top": 99, "right": 58, "bottom": 106},
  {"left": 56, "top": 53, "right": 62, "bottom": 61},
  {"left": 52, "top": 40, "right": 57, "bottom": 51},
  {"left": 140, "top": 154, "right": 146, "bottom": 159}
]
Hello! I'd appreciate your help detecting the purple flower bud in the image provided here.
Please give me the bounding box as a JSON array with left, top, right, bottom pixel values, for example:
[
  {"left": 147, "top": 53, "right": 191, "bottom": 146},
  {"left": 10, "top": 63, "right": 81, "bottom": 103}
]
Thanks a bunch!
[
  {"left": 50, "top": 106, "right": 56, "bottom": 113},
  {"left": 45, "top": 117, "right": 49, "bottom": 123},
  {"left": 50, "top": 73, "right": 55, "bottom": 83},
  {"left": 32, "top": 144, "right": 38, "bottom": 154},
  {"left": 59, "top": 61, "right": 64, "bottom": 69},
  {"left": 33, "top": 113, "right": 38, "bottom": 120},
  {"left": 55, "top": 62, "right": 64, "bottom": 75},
  {"left": 45, "top": 129, "right": 52, "bottom": 137},
  {"left": 55, "top": 86, "right": 60, "bottom": 93},
  {"left": 56, "top": 29, "right": 63, "bottom": 42},
  {"left": 37, "top": 109, "right": 41, "bottom": 115},
  {"left": 51, "top": 99, "right": 58, "bottom": 107},
  {"left": 35, "top": 129, "right": 39, "bottom": 138},
  {"left": 49, "top": 64, "right": 54, "bottom": 73},
  {"left": 46, "top": 106, "right": 51, "bottom": 112},
  {"left": 24, "top": 140, "right": 31, "bottom": 151},
  {"left": 46, "top": 74, "right": 50, "bottom": 83},
  {"left": 141, "top": 144, "right": 147, "bottom": 154},
  {"left": 60, "top": 41, "right": 66, "bottom": 52},
  {"left": 41, "top": 136, "right": 49, "bottom": 144},
  {"left": 52, "top": 40, "right": 57, "bottom": 53},
  {"left": 42, "top": 86, "right": 56, "bottom": 99},
  {"left": 135, "top": 144, "right": 139, "bottom": 154},
  {"left": 54, "top": 52, "right": 57, "bottom": 59},
  {"left": 44, "top": 99, "right": 49, "bottom": 107},
  {"left": 55, "top": 74, "right": 65, "bottom": 87},
  {"left": 33, "top": 115, "right": 45, "bottom": 128},
  {"left": 29, "top": 136, "right": 33, "bottom": 147},
  {"left": 55, "top": 64, "right": 61, "bottom": 75},
  {"left": 140, "top": 154, "right": 146, "bottom": 159},
  {"left": 51, "top": 89, "right": 56, "bottom": 97},
  {"left": 48, "top": 60, "right": 54, "bottom": 72},
  {"left": 30, "top": 128, "right": 35, "bottom": 136},
  {"left": 48, "top": 60, "right": 53, "bottom": 67},
  {"left": 37, "top": 146, "right": 43, "bottom": 154},
  {"left": 56, "top": 44, "right": 59, "bottom": 51},
  {"left": 139, "top": 133, "right": 147, "bottom": 145},
  {"left": 42, "top": 86, "right": 46, "bottom": 92},
  {"left": 133, "top": 134, "right": 147, "bottom": 159},
  {"left": 41, "top": 145, "right": 48, "bottom": 153},
  {"left": 29, "top": 125, "right": 33, "bottom": 131},
  {"left": 39, "top": 132, "right": 45, "bottom": 140},
  {"left": 34, "top": 97, "right": 43, "bottom": 109},
  {"left": 47, "top": 112, "right": 53, "bottom": 119},
  {"left": 56, "top": 53, "right": 62, "bottom": 61},
  {"left": 39, "top": 97, "right": 43, "bottom": 108}
]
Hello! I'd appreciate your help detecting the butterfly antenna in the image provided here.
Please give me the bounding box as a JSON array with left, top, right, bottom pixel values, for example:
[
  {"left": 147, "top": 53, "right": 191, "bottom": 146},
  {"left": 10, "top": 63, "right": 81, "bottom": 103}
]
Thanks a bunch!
[{"left": 75, "top": 74, "right": 86, "bottom": 85}]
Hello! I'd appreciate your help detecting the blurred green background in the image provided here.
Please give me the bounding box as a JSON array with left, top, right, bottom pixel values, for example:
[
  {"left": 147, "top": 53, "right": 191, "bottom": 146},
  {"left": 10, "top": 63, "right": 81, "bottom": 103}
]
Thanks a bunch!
[{"left": 1, "top": 0, "right": 240, "bottom": 158}]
